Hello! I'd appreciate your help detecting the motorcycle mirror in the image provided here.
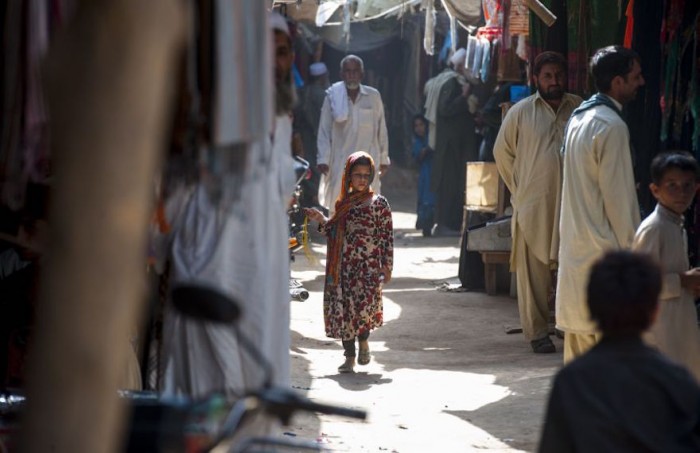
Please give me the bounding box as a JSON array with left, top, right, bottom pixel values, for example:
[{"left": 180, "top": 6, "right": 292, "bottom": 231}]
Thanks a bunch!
[{"left": 171, "top": 284, "right": 241, "bottom": 324}]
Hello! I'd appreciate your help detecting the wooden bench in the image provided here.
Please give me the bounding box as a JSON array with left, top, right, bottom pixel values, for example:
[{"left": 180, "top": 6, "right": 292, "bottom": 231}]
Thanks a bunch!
[{"left": 480, "top": 251, "right": 510, "bottom": 296}]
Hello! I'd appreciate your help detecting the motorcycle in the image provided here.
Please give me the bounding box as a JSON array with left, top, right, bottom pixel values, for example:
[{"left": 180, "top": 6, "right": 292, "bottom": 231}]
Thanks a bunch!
[
  {"left": 288, "top": 156, "right": 312, "bottom": 302},
  {"left": 0, "top": 285, "right": 367, "bottom": 453}
]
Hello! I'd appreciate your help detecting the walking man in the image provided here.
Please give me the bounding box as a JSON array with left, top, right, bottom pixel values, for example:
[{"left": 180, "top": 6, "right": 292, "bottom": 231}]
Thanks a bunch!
[
  {"left": 432, "top": 48, "right": 480, "bottom": 235},
  {"left": 494, "top": 52, "right": 582, "bottom": 353},
  {"left": 556, "top": 45, "right": 645, "bottom": 362},
  {"left": 317, "top": 55, "right": 389, "bottom": 214}
]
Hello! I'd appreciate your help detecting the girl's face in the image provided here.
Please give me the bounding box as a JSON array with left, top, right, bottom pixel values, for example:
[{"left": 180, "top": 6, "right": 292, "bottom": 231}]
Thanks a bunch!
[
  {"left": 414, "top": 119, "right": 426, "bottom": 138},
  {"left": 349, "top": 164, "right": 372, "bottom": 192}
]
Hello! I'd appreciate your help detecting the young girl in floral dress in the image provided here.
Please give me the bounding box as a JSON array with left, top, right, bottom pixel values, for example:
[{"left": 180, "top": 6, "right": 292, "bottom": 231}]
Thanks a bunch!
[{"left": 305, "top": 151, "right": 394, "bottom": 373}]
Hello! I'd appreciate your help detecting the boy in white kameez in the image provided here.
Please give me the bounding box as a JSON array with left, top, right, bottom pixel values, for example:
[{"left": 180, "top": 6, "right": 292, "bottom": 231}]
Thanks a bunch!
[{"left": 632, "top": 151, "right": 700, "bottom": 380}]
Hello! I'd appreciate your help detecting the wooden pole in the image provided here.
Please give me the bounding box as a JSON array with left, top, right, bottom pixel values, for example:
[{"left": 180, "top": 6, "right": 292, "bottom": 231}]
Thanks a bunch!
[{"left": 19, "top": 1, "right": 185, "bottom": 452}]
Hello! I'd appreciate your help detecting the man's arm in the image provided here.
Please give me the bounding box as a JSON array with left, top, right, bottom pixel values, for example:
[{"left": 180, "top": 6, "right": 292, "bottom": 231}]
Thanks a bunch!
[
  {"left": 316, "top": 96, "right": 332, "bottom": 174},
  {"left": 375, "top": 95, "right": 390, "bottom": 168},
  {"left": 633, "top": 224, "right": 684, "bottom": 300},
  {"left": 493, "top": 107, "right": 519, "bottom": 196},
  {"left": 598, "top": 122, "right": 640, "bottom": 248}
]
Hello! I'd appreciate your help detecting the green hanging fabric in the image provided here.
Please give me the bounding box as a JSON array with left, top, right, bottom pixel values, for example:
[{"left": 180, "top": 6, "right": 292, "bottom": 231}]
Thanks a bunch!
[{"left": 690, "top": 13, "right": 699, "bottom": 154}]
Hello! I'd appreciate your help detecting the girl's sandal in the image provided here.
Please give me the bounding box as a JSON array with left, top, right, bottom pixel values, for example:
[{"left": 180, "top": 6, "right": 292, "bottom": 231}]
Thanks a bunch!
[
  {"left": 338, "top": 357, "right": 355, "bottom": 373},
  {"left": 358, "top": 343, "right": 371, "bottom": 365}
]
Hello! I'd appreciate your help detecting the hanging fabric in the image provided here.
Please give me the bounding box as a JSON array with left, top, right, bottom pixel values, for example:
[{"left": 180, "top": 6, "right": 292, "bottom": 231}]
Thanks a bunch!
[
  {"left": 423, "top": 0, "right": 435, "bottom": 55},
  {"left": 691, "top": 12, "right": 700, "bottom": 153},
  {"left": 623, "top": 0, "right": 634, "bottom": 48}
]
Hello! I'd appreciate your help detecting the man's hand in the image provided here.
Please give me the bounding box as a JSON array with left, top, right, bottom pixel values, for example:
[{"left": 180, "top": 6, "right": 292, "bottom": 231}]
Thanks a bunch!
[
  {"left": 317, "top": 164, "right": 329, "bottom": 175},
  {"left": 681, "top": 268, "right": 700, "bottom": 296},
  {"left": 380, "top": 164, "right": 390, "bottom": 176}
]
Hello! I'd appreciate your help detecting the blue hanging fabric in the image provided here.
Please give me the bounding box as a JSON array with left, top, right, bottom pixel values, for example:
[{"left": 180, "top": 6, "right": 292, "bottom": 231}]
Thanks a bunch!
[{"left": 439, "top": 32, "right": 452, "bottom": 64}]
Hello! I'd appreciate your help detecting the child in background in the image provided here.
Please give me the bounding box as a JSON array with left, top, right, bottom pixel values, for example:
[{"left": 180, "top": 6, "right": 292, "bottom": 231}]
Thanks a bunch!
[
  {"left": 632, "top": 151, "right": 700, "bottom": 380},
  {"left": 411, "top": 115, "right": 435, "bottom": 237}
]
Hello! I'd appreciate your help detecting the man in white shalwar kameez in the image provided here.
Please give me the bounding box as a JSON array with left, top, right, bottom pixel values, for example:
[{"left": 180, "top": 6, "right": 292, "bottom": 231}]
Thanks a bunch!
[
  {"left": 556, "top": 45, "right": 645, "bottom": 363},
  {"left": 494, "top": 52, "right": 582, "bottom": 354},
  {"left": 155, "top": 12, "right": 296, "bottom": 445},
  {"left": 317, "top": 55, "right": 389, "bottom": 214}
]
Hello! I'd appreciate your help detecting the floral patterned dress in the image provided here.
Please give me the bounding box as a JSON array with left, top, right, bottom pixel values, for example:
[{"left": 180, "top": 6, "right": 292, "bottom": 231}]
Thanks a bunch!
[{"left": 322, "top": 194, "right": 393, "bottom": 340}]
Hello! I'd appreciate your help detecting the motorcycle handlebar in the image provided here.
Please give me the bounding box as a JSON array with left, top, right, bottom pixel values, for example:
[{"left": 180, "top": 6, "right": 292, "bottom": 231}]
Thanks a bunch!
[{"left": 258, "top": 387, "right": 367, "bottom": 421}]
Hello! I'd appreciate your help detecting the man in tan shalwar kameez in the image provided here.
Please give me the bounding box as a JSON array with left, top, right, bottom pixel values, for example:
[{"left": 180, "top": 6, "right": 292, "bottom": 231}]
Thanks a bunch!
[
  {"left": 494, "top": 52, "right": 582, "bottom": 353},
  {"left": 556, "top": 46, "right": 645, "bottom": 363}
]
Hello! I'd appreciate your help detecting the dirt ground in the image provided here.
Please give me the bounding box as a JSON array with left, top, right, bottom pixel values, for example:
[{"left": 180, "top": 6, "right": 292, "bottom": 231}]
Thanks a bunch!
[{"left": 279, "top": 168, "right": 563, "bottom": 452}]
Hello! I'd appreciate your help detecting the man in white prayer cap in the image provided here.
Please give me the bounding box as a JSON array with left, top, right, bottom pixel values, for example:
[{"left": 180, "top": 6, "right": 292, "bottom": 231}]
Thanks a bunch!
[{"left": 309, "top": 61, "right": 328, "bottom": 77}]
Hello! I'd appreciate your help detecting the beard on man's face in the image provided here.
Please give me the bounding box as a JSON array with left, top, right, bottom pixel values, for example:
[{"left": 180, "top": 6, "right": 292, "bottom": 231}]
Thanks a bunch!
[
  {"left": 537, "top": 82, "right": 564, "bottom": 101},
  {"left": 275, "top": 71, "right": 296, "bottom": 115}
]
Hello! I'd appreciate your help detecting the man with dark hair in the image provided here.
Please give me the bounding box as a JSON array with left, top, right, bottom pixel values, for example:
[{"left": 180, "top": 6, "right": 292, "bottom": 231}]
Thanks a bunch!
[
  {"left": 539, "top": 251, "right": 700, "bottom": 452},
  {"left": 494, "top": 51, "right": 582, "bottom": 353},
  {"left": 292, "top": 62, "right": 329, "bottom": 208},
  {"left": 556, "top": 45, "right": 646, "bottom": 362}
]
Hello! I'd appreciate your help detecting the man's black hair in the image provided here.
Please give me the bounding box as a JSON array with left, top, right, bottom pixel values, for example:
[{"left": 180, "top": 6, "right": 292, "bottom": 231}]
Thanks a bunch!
[{"left": 590, "top": 45, "right": 640, "bottom": 93}]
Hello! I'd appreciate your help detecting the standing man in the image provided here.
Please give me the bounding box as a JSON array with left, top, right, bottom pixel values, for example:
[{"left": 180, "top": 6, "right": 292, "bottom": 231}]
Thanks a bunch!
[
  {"left": 556, "top": 45, "right": 645, "bottom": 362},
  {"left": 160, "top": 11, "right": 295, "bottom": 404},
  {"left": 317, "top": 55, "right": 389, "bottom": 214},
  {"left": 494, "top": 52, "right": 582, "bottom": 354},
  {"left": 432, "top": 48, "right": 480, "bottom": 236},
  {"left": 293, "top": 62, "right": 329, "bottom": 207}
]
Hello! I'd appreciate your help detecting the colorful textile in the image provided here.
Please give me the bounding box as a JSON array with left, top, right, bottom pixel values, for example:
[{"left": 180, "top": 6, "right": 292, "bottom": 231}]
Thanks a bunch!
[{"left": 321, "top": 195, "right": 393, "bottom": 340}]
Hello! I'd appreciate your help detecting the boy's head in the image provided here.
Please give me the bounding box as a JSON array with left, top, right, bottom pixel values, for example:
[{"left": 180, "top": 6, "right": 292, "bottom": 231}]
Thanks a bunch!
[
  {"left": 587, "top": 251, "right": 661, "bottom": 337},
  {"left": 649, "top": 151, "right": 700, "bottom": 216}
]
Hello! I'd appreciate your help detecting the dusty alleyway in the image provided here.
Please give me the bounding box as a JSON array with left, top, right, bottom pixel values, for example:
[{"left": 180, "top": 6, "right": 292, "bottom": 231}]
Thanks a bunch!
[{"left": 285, "top": 170, "right": 563, "bottom": 452}]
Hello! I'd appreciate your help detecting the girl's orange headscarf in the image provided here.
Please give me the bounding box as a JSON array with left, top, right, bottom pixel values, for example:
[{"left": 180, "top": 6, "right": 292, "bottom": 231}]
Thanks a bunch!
[{"left": 325, "top": 151, "right": 375, "bottom": 286}]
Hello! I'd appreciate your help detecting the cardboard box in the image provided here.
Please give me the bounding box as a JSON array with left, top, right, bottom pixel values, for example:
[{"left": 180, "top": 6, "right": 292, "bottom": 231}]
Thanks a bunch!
[{"left": 465, "top": 162, "right": 499, "bottom": 212}]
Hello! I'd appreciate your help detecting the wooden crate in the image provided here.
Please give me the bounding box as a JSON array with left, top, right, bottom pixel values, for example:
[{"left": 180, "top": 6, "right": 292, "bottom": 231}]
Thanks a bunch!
[
  {"left": 465, "top": 162, "right": 500, "bottom": 213},
  {"left": 466, "top": 216, "right": 512, "bottom": 252}
]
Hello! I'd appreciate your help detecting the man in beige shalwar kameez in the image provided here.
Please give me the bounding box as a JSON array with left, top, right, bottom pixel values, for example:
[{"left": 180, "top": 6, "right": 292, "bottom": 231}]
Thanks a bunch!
[
  {"left": 556, "top": 46, "right": 645, "bottom": 363},
  {"left": 494, "top": 52, "right": 582, "bottom": 353}
]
